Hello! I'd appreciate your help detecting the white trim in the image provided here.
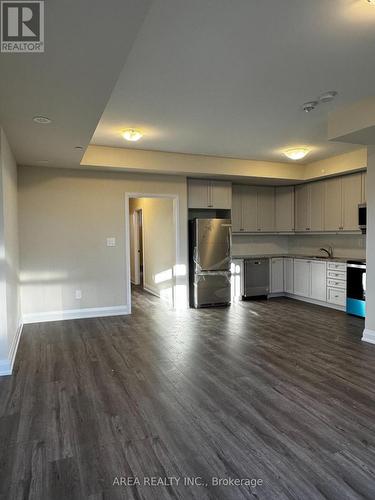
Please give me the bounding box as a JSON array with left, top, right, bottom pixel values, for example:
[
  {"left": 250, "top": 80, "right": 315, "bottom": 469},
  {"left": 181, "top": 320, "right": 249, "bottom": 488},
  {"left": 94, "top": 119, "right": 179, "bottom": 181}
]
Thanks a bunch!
[
  {"left": 8, "top": 321, "right": 23, "bottom": 372},
  {"left": 23, "top": 305, "right": 130, "bottom": 324},
  {"left": 0, "top": 321, "right": 23, "bottom": 376},
  {"left": 362, "top": 328, "right": 375, "bottom": 344},
  {"left": 143, "top": 284, "right": 160, "bottom": 298}
]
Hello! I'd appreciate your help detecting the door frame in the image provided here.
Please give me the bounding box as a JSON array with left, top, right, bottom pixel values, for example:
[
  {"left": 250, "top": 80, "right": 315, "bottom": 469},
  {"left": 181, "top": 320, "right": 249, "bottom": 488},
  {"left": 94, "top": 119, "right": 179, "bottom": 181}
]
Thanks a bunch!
[
  {"left": 125, "top": 193, "right": 183, "bottom": 314},
  {"left": 132, "top": 208, "right": 144, "bottom": 286}
]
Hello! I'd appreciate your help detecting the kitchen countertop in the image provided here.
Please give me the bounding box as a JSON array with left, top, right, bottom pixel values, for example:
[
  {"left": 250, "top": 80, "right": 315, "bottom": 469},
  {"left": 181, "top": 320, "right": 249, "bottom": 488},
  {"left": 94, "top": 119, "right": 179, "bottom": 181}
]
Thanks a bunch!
[{"left": 231, "top": 254, "right": 366, "bottom": 263}]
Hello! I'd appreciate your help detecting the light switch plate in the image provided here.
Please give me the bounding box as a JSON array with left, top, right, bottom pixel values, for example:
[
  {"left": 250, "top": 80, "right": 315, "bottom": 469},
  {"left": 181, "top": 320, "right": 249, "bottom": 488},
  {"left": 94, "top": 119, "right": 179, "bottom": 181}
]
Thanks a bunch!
[
  {"left": 75, "top": 290, "right": 82, "bottom": 300},
  {"left": 106, "top": 237, "right": 116, "bottom": 247}
]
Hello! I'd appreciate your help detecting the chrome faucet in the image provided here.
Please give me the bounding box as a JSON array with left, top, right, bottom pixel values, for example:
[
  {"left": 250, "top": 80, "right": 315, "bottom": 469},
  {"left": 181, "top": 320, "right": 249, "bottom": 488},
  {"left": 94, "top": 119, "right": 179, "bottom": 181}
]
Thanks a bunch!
[{"left": 320, "top": 246, "right": 333, "bottom": 258}]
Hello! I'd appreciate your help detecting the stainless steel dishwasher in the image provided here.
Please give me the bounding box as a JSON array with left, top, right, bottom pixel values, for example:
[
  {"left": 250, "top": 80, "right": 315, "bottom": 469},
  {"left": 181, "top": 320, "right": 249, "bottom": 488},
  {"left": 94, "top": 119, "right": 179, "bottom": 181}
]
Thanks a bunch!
[{"left": 243, "top": 258, "right": 270, "bottom": 298}]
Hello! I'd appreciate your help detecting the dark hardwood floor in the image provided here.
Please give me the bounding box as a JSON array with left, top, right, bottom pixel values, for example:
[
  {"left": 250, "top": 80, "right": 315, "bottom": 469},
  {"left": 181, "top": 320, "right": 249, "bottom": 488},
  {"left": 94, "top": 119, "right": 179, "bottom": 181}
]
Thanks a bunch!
[{"left": 1, "top": 288, "right": 374, "bottom": 499}]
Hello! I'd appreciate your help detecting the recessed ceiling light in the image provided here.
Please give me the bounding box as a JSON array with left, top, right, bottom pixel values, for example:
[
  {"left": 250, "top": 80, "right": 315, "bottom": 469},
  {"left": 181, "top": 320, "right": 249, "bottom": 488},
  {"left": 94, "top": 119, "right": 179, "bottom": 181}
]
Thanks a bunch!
[
  {"left": 122, "top": 129, "right": 143, "bottom": 142},
  {"left": 302, "top": 101, "right": 318, "bottom": 113},
  {"left": 319, "top": 91, "right": 338, "bottom": 104},
  {"left": 284, "top": 148, "right": 310, "bottom": 161},
  {"left": 33, "top": 116, "right": 51, "bottom": 124},
  {"left": 74, "top": 146, "right": 84, "bottom": 150}
]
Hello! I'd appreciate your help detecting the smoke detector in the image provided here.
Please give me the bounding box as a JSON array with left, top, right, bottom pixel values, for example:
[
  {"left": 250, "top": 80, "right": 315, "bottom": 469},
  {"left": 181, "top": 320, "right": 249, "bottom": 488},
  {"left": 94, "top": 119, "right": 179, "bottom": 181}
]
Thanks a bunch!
[
  {"left": 302, "top": 101, "right": 318, "bottom": 113},
  {"left": 319, "top": 91, "right": 338, "bottom": 104}
]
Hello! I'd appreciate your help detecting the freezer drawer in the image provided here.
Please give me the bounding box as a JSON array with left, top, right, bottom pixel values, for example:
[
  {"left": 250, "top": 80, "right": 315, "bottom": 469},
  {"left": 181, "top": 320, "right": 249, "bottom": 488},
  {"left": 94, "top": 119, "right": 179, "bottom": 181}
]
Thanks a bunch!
[
  {"left": 194, "top": 219, "right": 231, "bottom": 271},
  {"left": 243, "top": 258, "right": 270, "bottom": 297},
  {"left": 193, "top": 273, "right": 231, "bottom": 308}
]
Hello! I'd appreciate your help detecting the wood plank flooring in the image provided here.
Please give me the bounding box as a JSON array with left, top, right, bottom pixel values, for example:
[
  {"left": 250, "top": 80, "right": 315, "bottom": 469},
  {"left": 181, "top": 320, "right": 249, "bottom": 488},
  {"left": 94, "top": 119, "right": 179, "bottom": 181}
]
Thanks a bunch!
[{"left": 1, "top": 288, "right": 374, "bottom": 499}]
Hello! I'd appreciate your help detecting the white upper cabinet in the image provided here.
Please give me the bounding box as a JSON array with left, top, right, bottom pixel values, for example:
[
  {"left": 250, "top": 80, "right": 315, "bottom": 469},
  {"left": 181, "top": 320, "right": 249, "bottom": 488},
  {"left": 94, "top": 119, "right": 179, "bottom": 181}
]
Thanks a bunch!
[
  {"left": 295, "top": 184, "right": 310, "bottom": 232},
  {"left": 242, "top": 186, "right": 258, "bottom": 232},
  {"left": 324, "top": 173, "right": 362, "bottom": 232},
  {"left": 309, "top": 181, "right": 324, "bottom": 231},
  {"left": 188, "top": 179, "right": 231, "bottom": 209},
  {"left": 342, "top": 173, "right": 362, "bottom": 231},
  {"left": 275, "top": 186, "right": 294, "bottom": 232},
  {"left": 257, "top": 187, "right": 275, "bottom": 232},
  {"left": 211, "top": 180, "right": 232, "bottom": 209},
  {"left": 232, "top": 185, "right": 244, "bottom": 232},
  {"left": 232, "top": 185, "right": 274, "bottom": 233},
  {"left": 324, "top": 177, "right": 342, "bottom": 231},
  {"left": 362, "top": 171, "right": 367, "bottom": 203},
  {"left": 295, "top": 182, "right": 324, "bottom": 232}
]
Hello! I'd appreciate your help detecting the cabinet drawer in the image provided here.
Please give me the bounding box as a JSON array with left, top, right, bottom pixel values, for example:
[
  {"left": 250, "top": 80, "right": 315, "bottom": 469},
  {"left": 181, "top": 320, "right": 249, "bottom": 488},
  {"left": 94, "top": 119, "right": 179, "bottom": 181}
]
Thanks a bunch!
[
  {"left": 327, "top": 278, "right": 346, "bottom": 289},
  {"left": 327, "top": 270, "right": 346, "bottom": 281},
  {"left": 327, "top": 262, "right": 346, "bottom": 272},
  {"left": 327, "top": 287, "right": 346, "bottom": 306}
]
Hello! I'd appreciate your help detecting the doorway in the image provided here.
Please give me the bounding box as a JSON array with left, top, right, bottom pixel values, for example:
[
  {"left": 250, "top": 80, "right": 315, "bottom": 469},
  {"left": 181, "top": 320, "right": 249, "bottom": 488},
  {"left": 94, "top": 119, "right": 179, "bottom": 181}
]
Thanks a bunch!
[{"left": 128, "top": 195, "right": 183, "bottom": 311}]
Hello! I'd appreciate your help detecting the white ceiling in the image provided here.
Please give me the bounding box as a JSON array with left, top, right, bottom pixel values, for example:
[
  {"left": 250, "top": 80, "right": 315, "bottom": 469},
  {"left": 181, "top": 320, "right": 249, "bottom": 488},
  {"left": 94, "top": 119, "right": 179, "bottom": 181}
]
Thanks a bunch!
[
  {"left": 92, "top": 0, "right": 375, "bottom": 163},
  {"left": 0, "top": 0, "right": 152, "bottom": 167}
]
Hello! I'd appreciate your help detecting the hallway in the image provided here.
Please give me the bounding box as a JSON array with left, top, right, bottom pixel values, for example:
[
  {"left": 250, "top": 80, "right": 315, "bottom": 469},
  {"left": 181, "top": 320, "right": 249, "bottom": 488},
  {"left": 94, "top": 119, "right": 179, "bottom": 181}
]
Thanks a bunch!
[{"left": 0, "top": 290, "right": 373, "bottom": 499}]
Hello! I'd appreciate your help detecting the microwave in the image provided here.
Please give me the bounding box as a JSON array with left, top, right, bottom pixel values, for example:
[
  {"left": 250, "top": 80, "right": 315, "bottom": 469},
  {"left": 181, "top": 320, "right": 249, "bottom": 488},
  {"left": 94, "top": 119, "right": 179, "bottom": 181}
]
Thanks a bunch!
[{"left": 358, "top": 203, "right": 366, "bottom": 233}]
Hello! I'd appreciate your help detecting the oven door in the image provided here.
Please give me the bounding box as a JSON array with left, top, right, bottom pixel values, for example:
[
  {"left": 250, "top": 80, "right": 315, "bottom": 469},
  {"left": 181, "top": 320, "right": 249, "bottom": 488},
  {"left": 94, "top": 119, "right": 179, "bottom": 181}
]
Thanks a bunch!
[{"left": 347, "top": 263, "right": 366, "bottom": 317}]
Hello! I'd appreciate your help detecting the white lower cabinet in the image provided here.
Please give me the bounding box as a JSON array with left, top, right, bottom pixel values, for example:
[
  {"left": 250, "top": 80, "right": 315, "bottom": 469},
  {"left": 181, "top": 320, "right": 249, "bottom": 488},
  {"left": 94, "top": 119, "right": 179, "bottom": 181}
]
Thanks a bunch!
[
  {"left": 310, "top": 261, "right": 327, "bottom": 301},
  {"left": 284, "top": 258, "right": 294, "bottom": 294},
  {"left": 293, "top": 259, "right": 327, "bottom": 301},
  {"left": 293, "top": 259, "right": 311, "bottom": 298},
  {"left": 270, "top": 258, "right": 284, "bottom": 293}
]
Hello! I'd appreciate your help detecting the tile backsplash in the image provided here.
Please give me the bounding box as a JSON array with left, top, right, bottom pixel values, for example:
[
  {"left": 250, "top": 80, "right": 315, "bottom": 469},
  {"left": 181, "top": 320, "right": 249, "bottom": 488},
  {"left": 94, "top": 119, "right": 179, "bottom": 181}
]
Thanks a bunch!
[{"left": 232, "top": 233, "right": 366, "bottom": 259}]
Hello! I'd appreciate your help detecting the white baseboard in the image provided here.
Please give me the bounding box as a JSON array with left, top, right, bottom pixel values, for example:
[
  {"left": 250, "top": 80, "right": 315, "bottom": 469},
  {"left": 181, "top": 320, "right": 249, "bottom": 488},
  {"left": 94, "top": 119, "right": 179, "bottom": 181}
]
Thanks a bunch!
[
  {"left": 23, "top": 305, "right": 130, "bottom": 324},
  {"left": 362, "top": 328, "right": 375, "bottom": 344},
  {"left": 143, "top": 283, "right": 160, "bottom": 298},
  {"left": 0, "top": 320, "right": 23, "bottom": 376},
  {"left": 284, "top": 293, "right": 345, "bottom": 312}
]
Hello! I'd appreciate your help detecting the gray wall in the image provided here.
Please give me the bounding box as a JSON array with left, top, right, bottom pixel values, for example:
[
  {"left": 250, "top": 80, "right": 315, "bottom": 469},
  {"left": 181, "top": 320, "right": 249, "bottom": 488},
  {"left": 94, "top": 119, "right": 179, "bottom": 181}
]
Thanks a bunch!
[
  {"left": 18, "top": 166, "right": 188, "bottom": 319},
  {"left": 0, "top": 128, "right": 21, "bottom": 375}
]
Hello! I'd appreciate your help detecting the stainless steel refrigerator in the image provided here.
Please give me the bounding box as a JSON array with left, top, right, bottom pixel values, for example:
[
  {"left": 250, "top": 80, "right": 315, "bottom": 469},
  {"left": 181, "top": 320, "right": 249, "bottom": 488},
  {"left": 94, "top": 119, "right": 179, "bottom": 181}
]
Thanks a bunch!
[{"left": 189, "top": 218, "right": 232, "bottom": 308}]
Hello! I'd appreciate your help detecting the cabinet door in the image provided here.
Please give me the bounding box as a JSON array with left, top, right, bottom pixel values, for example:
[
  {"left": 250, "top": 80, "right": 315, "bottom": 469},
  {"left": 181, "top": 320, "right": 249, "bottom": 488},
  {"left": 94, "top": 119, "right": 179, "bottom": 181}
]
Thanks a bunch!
[
  {"left": 284, "top": 258, "right": 294, "bottom": 294},
  {"left": 295, "top": 184, "right": 310, "bottom": 232},
  {"left": 211, "top": 181, "right": 232, "bottom": 209},
  {"left": 342, "top": 173, "right": 362, "bottom": 231},
  {"left": 275, "top": 186, "right": 294, "bottom": 232},
  {"left": 324, "top": 177, "right": 342, "bottom": 231},
  {"left": 293, "top": 259, "right": 310, "bottom": 298},
  {"left": 242, "top": 186, "right": 258, "bottom": 232},
  {"left": 362, "top": 172, "right": 367, "bottom": 203},
  {"left": 257, "top": 187, "right": 275, "bottom": 232},
  {"left": 232, "top": 185, "right": 243, "bottom": 232},
  {"left": 270, "top": 258, "right": 284, "bottom": 293},
  {"left": 310, "top": 181, "right": 324, "bottom": 231},
  {"left": 188, "top": 179, "right": 209, "bottom": 208},
  {"left": 310, "top": 261, "right": 327, "bottom": 301}
]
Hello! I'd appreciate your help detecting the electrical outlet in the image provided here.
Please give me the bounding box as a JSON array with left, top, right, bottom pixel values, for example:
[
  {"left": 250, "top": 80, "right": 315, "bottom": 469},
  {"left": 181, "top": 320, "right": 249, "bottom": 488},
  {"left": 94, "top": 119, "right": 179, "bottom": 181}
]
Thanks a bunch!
[
  {"left": 75, "top": 290, "right": 82, "bottom": 300},
  {"left": 107, "top": 237, "right": 116, "bottom": 247}
]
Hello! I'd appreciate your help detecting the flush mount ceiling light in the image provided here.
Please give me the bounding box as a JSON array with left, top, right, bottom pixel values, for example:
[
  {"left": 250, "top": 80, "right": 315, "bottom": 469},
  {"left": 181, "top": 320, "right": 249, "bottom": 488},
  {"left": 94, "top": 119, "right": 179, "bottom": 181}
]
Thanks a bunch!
[
  {"left": 367, "top": 0, "right": 375, "bottom": 5},
  {"left": 319, "top": 91, "right": 338, "bottom": 104},
  {"left": 122, "top": 128, "right": 143, "bottom": 142},
  {"left": 33, "top": 116, "right": 51, "bottom": 124},
  {"left": 284, "top": 148, "right": 310, "bottom": 161}
]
